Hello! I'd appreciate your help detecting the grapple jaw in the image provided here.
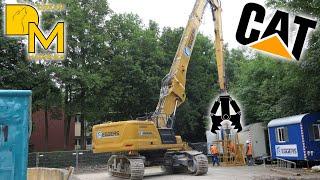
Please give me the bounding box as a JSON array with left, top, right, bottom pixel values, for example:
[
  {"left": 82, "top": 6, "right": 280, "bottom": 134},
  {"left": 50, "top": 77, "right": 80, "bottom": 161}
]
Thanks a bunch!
[{"left": 210, "top": 95, "right": 242, "bottom": 134}]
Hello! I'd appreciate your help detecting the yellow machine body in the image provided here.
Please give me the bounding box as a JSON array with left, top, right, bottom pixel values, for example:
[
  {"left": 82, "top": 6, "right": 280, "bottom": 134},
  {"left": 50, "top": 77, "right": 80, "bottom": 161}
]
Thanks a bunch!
[{"left": 92, "top": 120, "right": 184, "bottom": 153}]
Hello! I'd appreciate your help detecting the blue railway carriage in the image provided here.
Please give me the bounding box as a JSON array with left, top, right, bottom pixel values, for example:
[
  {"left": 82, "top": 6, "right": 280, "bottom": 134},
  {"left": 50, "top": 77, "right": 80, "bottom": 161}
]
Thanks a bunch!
[{"left": 268, "top": 113, "right": 320, "bottom": 161}]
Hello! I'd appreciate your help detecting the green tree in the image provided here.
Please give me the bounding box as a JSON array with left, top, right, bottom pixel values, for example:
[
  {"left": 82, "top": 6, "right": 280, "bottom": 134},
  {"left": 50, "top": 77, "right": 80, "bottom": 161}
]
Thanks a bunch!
[
  {"left": 50, "top": 0, "right": 111, "bottom": 149},
  {"left": 266, "top": 0, "right": 320, "bottom": 16},
  {"left": 0, "top": 3, "right": 64, "bottom": 151}
]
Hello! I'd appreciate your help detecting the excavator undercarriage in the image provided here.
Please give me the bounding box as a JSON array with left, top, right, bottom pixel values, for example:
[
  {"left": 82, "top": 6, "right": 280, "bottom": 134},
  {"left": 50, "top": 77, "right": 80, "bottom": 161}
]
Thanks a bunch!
[{"left": 107, "top": 151, "right": 208, "bottom": 179}]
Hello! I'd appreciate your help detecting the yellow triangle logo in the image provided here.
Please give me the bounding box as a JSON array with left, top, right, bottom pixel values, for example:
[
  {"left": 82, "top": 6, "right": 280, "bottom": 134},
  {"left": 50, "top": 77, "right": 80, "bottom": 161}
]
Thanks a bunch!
[{"left": 250, "top": 34, "right": 294, "bottom": 60}]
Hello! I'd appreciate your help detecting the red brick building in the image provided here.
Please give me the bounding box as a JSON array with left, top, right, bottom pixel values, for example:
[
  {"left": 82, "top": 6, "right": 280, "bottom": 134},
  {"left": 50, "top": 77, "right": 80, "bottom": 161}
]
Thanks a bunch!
[{"left": 29, "top": 110, "right": 75, "bottom": 152}]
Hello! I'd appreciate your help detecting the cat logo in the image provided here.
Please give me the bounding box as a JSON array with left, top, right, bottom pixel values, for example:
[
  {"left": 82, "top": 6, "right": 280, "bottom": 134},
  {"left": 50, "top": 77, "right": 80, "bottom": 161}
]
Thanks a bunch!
[
  {"left": 4, "top": 4, "right": 65, "bottom": 60},
  {"left": 236, "top": 3, "right": 317, "bottom": 61}
]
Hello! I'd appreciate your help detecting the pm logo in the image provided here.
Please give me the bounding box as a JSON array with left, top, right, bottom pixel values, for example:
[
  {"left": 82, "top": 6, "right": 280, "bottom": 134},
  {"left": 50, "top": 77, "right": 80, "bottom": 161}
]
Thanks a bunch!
[
  {"left": 4, "top": 4, "right": 65, "bottom": 60},
  {"left": 236, "top": 3, "right": 317, "bottom": 61}
]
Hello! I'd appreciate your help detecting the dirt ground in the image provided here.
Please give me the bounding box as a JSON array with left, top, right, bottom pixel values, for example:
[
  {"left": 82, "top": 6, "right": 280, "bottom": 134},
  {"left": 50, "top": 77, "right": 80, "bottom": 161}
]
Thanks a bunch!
[{"left": 73, "top": 165, "right": 320, "bottom": 180}]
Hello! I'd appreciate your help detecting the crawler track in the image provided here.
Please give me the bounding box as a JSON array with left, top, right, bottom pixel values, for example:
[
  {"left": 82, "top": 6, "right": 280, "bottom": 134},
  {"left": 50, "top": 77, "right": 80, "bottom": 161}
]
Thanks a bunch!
[
  {"left": 107, "top": 152, "right": 207, "bottom": 179},
  {"left": 128, "top": 159, "right": 144, "bottom": 180},
  {"left": 194, "top": 154, "right": 208, "bottom": 175},
  {"left": 107, "top": 156, "right": 144, "bottom": 180}
]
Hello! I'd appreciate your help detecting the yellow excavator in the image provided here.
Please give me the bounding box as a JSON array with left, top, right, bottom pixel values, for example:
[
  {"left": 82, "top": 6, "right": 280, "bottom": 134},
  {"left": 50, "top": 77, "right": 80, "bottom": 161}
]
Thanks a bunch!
[{"left": 92, "top": 0, "right": 238, "bottom": 179}]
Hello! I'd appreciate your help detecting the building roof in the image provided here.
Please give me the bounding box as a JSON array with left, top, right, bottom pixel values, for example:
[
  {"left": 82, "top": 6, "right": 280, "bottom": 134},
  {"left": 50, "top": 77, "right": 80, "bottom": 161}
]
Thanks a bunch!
[{"left": 267, "top": 114, "right": 308, "bottom": 128}]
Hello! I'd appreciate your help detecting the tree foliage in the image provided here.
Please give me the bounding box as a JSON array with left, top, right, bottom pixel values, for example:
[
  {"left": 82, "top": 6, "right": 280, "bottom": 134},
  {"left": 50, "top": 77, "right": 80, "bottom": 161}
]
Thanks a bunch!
[{"left": 266, "top": 0, "right": 320, "bottom": 17}]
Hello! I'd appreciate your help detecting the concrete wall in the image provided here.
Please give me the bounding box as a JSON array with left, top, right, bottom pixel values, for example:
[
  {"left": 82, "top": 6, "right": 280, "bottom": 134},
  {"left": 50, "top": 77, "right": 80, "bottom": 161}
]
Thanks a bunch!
[{"left": 28, "top": 168, "right": 71, "bottom": 180}]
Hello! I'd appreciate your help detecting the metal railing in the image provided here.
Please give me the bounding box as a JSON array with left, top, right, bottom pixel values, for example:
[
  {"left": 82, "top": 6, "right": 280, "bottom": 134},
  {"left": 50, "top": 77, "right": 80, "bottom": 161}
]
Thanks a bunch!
[
  {"left": 274, "top": 157, "right": 296, "bottom": 169},
  {"left": 28, "top": 142, "right": 209, "bottom": 173},
  {"left": 28, "top": 150, "right": 110, "bottom": 173}
]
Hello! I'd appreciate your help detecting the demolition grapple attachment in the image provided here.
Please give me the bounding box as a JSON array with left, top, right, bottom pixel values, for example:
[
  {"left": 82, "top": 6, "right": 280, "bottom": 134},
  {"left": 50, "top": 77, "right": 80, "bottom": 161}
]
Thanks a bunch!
[{"left": 210, "top": 95, "right": 242, "bottom": 133}]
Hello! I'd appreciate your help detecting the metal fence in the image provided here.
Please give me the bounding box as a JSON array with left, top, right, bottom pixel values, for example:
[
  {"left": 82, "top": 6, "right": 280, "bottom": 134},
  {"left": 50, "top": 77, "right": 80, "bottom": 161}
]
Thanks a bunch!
[
  {"left": 28, "top": 150, "right": 110, "bottom": 173},
  {"left": 28, "top": 142, "right": 209, "bottom": 173}
]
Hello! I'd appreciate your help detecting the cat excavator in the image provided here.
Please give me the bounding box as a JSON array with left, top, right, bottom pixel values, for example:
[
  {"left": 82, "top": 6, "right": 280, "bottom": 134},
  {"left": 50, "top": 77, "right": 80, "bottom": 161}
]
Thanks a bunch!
[{"left": 92, "top": 0, "right": 241, "bottom": 179}]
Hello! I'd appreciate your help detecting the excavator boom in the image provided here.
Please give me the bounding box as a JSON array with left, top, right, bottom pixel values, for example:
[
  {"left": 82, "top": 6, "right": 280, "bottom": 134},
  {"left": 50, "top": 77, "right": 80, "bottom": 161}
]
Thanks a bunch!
[{"left": 152, "top": 0, "right": 208, "bottom": 128}]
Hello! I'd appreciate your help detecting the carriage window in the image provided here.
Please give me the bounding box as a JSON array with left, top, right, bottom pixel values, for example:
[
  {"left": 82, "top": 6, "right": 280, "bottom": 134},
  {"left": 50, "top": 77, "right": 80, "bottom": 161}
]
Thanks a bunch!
[
  {"left": 276, "top": 127, "right": 288, "bottom": 143},
  {"left": 313, "top": 124, "right": 320, "bottom": 141}
]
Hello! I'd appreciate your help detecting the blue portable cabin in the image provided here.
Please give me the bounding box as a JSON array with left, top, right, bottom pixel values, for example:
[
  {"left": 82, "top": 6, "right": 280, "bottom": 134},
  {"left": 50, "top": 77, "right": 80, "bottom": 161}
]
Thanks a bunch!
[
  {"left": 267, "top": 113, "right": 320, "bottom": 161},
  {"left": 0, "top": 90, "right": 32, "bottom": 180}
]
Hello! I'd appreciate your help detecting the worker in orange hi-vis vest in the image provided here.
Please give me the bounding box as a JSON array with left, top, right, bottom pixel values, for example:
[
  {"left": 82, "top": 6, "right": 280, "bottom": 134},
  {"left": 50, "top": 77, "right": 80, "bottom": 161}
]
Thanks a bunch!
[
  {"left": 228, "top": 142, "right": 236, "bottom": 154},
  {"left": 246, "top": 140, "right": 254, "bottom": 166},
  {"left": 210, "top": 144, "right": 220, "bottom": 166}
]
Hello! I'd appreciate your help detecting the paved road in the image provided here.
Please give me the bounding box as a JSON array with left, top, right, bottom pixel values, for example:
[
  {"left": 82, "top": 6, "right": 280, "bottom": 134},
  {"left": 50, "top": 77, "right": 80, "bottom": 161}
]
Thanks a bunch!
[{"left": 74, "top": 165, "right": 320, "bottom": 180}]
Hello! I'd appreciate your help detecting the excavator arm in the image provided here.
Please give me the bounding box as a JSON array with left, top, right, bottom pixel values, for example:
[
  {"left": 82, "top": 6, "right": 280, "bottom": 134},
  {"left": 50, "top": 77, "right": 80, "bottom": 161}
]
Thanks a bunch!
[
  {"left": 210, "top": 0, "right": 226, "bottom": 92},
  {"left": 209, "top": 1, "right": 243, "bottom": 132},
  {"left": 152, "top": 0, "right": 242, "bottom": 133}
]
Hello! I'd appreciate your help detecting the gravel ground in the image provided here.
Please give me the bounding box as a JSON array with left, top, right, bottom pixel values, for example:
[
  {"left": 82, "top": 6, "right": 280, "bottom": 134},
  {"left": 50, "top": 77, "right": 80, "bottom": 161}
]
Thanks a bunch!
[{"left": 74, "top": 165, "right": 320, "bottom": 180}]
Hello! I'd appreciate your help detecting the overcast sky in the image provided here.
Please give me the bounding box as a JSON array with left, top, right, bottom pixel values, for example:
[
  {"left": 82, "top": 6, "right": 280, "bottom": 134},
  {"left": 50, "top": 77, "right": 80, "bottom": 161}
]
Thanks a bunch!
[{"left": 108, "top": 0, "right": 266, "bottom": 48}]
